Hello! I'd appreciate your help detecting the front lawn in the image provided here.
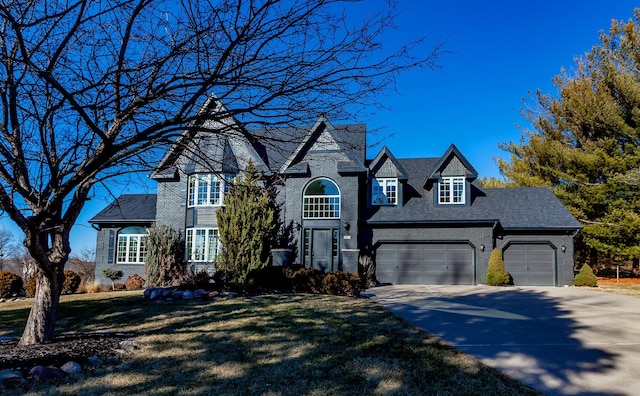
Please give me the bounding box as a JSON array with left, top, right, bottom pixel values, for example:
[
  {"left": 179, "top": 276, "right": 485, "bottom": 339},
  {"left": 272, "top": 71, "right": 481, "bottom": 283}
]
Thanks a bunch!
[{"left": 0, "top": 292, "right": 540, "bottom": 395}]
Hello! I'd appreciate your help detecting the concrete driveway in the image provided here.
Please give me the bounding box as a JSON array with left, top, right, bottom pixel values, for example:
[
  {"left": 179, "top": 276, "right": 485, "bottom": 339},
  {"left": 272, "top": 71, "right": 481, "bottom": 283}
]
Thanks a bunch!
[{"left": 367, "top": 285, "right": 640, "bottom": 396}]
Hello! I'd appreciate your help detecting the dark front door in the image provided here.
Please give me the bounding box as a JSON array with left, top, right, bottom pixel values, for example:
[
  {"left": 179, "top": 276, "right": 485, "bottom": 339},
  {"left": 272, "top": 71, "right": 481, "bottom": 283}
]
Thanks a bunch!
[{"left": 311, "top": 229, "right": 333, "bottom": 272}]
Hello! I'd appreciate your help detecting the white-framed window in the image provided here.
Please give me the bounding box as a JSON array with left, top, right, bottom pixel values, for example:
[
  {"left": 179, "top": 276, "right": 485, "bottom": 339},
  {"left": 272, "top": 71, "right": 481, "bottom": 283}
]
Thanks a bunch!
[
  {"left": 439, "top": 177, "right": 466, "bottom": 204},
  {"left": 303, "top": 178, "right": 340, "bottom": 219},
  {"left": 116, "top": 226, "right": 148, "bottom": 264},
  {"left": 186, "top": 228, "right": 220, "bottom": 262},
  {"left": 187, "top": 174, "right": 233, "bottom": 207},
  {"left": 371, "top": 178, "right": 398, "bottom": 205}
]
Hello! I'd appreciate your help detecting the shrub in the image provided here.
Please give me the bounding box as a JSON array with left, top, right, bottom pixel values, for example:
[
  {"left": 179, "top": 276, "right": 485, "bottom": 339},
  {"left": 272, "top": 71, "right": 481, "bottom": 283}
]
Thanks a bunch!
[
  {"left": 102, "top": 267, "right": 124, "bottom": 291},
  {"left": 182, "top": 270, "right": 213, "bottom": 290},
  {"left": 574, "top": 264, "right": 598, "bottom": 287},
  {"left": 125, "top": 274, "right": 146, "bottom": 290},
  {"left": 358, "top": 254, "right": 376, "bottom": 289},
  {"left": 145, "top": 223, "right": 188, "bottom": 287},
  {"left": 246, "top": 265, "right": 294, "bottom": 293},
  {"left": 485, "top": 248, "right": 511, "bottom": 286},
  {"left": 0, "top": 271, "right": 23, "bottom": 298},
  {"left": 320, "top": 271, "right": 361, "bottom": 297},
  {"left": 62, "top": 270, "right": 81, "bottom": 294},
  {"left": 245, "top": 266, "right": 361, "bottom": 296},
  {"left": 24, "top": 276, "right": 37, "bottom": 298}
]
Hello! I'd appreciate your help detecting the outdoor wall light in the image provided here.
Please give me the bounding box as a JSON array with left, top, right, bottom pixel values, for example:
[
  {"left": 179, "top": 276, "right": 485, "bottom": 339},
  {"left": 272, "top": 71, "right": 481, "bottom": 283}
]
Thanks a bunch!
[
  {"left": 343, "top": 221, "right": 351, "bottom": 232},
  {"left": 561, "top": 245, "right": 566, "bottom": 253},
  {"left": 480, "top": 244, "right": 485, "bottom": 252}
]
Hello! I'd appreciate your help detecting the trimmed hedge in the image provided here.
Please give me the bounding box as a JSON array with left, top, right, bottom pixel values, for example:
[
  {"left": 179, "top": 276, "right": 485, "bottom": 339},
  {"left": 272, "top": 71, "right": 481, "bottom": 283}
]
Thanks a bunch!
[
  {"left": 485, "top": 248, "right": 512, "bottom": 286},
  {"left": 245, "top": 265, "right": 361, "bottom": 297},
  {"left": 574, "top": 264, "right": 598, "bottom": 287},
  {"left": 0, "top": 271, "right": 22, "bottom": 298}
]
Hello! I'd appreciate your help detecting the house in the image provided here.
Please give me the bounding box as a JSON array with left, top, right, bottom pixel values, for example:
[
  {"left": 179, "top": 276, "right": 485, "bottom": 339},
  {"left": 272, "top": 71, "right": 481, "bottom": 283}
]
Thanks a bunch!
[{"left": 90, "top": 107, "right": 581, "bottom": 287}]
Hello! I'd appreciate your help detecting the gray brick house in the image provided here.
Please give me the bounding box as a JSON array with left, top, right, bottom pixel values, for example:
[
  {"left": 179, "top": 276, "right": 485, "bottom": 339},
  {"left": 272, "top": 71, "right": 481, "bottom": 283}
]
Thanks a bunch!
[{"left": 90, "top": 109, "right": 581, "bottom": 286}]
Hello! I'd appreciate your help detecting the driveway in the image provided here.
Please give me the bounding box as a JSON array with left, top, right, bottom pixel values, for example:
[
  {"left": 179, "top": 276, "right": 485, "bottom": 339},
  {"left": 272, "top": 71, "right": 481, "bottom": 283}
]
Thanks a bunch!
[{"left": 367, "top": 285, "right": 640, "bottom": 396}]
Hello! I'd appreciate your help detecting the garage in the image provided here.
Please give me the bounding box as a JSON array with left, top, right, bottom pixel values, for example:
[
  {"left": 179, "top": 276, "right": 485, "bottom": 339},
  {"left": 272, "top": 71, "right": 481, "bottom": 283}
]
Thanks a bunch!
[
  {"left": 375, "top": 242, "right": 474, "bottom": 285},
  {"left": 502, "top": 243, "right": 556, "bottom": 286}
]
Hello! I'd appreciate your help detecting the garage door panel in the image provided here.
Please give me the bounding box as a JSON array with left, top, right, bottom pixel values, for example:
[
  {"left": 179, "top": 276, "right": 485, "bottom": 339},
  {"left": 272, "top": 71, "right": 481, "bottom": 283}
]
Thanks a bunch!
[
  {"left": 376, "top": 242, "right": 473, "bottom": 285},
  {"left": 503, "top": 244, "right": 555, "bottom": 286}
]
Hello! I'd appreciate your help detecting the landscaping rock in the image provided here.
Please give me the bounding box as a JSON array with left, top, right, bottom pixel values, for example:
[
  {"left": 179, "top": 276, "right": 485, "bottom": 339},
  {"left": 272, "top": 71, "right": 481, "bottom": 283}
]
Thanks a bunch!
[
  {"left": 0, "top": 369, "right": 24, "bottom": 387},
  {"left": 172, "top": 290, "right": 184, "bottom": 299},
  {"left": 29, "top": 365, "right": 63, "bottom": 381},
  {"left": 183, "top": 290, "right": 194, "bottom": 300},
  {"left": 87, "top": 356, "right": 104, "bottom": 367},
  {"left": 118, "top": 339, "right": 139, "bottom": 353},
  {"left": 60, "top": 361, "right": 82, "bottom": 374},
  {"left": 194, "top": 289, "right": 208, "bottom": 299}
]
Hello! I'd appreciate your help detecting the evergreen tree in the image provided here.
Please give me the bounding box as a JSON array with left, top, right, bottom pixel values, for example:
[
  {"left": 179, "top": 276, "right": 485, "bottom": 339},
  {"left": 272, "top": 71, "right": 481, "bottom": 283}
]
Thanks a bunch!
[
  {"left": 485, "top": 248, "right": 511, "bottom": 286},
  {"left": 145, "top": 224, "right": 187, "bottom": 287},
  {"left": 573, "top": 264, "right": 598, "bottom": 287},
  {"left": 498, "top": 10, "right": 640, "bottom": 265},
  {"left": 216, "top": 162, "right": 278, "bottom": 284}
]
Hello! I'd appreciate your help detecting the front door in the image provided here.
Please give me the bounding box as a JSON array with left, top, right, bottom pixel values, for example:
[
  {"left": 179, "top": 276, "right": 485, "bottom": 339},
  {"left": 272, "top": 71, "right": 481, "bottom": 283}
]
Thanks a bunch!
[{"left": 305, "top": 228, "right": 337, "bottom": 272}]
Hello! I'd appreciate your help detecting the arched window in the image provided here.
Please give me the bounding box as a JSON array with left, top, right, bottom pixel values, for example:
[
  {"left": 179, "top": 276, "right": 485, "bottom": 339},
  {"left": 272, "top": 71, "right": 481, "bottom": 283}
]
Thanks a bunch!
[
  {"left": 303, "top": 178, "right": 340, "bottom": 219},
  {"left": 116, "top": 226, "right": 147, "bottom": 264}
]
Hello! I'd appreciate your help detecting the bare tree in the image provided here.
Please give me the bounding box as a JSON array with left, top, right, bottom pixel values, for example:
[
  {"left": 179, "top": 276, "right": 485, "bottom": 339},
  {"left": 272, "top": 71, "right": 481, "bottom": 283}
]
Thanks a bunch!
[{"left": 0, "top": 0, "right": 444, "bottom": 345}]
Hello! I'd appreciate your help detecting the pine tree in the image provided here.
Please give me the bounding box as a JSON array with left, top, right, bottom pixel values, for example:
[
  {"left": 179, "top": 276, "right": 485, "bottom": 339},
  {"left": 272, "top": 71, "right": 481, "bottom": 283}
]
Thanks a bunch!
[
  {"left": 497, "top": 10, "right": 640, "bottom": 265},
  {"left": 216, "top": 161, "right": 278, "bottom": 284}
]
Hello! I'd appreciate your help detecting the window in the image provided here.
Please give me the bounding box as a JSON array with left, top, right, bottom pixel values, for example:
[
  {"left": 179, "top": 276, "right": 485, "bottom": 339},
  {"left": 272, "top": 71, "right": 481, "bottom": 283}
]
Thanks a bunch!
[
  {"left": 303, "top": 178, "right": 340, "bottom": 219},
  {"left": 116, "top": 226, "right": 147, "bottom": 264},
  {"left": 439, "top": 177, "right": 465, "bottom": 204},
  {"left": 187, "top": 174, "right": 233, "bottom": 207},
  {"left": 186, "top": 228, "right": 220, "bottom": 262},
  {"left": 371, "top": 178, "right": 398, "bottom": 205}
]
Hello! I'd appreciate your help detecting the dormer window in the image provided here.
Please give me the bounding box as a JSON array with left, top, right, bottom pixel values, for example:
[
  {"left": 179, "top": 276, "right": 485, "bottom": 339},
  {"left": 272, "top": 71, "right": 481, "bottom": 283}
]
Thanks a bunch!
[
  {"left": 372, "top": 178, "right": 398, "bottom": 205},
  {"left": 439, "top": 177, "right": 465, "bottom": 204}
]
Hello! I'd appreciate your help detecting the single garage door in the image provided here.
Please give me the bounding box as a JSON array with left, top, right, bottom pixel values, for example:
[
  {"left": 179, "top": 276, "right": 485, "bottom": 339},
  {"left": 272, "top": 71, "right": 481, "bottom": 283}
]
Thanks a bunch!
[
  {"left": 376, "top": 242, "right": 474, "bottom": 285},
  {"left": 502, "top": 243, "right": 556, "bottom": 286}
]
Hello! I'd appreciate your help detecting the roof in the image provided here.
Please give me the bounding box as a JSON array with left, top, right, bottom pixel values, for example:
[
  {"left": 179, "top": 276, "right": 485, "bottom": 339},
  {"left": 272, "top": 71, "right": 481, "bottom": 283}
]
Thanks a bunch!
[
  {"left": 89, "top": 194, "right": 157, "bottom": 224},
  {"left": 366, "top": 158, "right": 581, "bottom": 230}
]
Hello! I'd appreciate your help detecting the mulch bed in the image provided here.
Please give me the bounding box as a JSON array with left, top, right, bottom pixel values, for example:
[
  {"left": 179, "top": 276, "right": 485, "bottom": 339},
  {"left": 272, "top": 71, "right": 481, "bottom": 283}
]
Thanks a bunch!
[{"left": 0, "top": 332, "right": 130, "bottom": 371}]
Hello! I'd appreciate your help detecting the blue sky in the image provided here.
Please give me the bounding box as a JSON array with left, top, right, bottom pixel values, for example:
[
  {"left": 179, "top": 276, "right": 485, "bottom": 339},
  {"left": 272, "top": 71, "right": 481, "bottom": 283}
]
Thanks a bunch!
[{"left": 1, "top": 0, "right": 638, "bottom": 256}]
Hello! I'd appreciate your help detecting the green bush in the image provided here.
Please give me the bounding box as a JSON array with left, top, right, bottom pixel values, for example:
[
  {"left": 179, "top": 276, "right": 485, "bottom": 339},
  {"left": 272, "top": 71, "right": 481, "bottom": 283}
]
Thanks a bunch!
[
  {"left": 485, "top": 248, "right": 512, "bottom": 286},
  {"left": 0, "top": 271, "right": 23, "bottom": 298},
  {"left": 62, "top": 270, "right": 81, "bottom": 294},
  {"left": 574, "top": 264, "right": 598, "bottom": 287},
  {"left": 125, "top": 274, "right": 146, "bottom": 290}
]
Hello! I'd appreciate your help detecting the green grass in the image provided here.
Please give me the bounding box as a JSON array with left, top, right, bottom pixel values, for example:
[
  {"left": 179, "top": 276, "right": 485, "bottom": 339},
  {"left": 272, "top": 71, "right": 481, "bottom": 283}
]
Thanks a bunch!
[{"left": 0, "top": 292, "right": 540, "bottom": 395}]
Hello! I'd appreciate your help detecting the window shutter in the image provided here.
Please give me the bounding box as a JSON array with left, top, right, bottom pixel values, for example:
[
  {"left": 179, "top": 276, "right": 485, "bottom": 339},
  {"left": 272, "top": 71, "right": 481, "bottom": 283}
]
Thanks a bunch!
[{"left": 107, "top": 230, "right": 115, "bottom": 264}]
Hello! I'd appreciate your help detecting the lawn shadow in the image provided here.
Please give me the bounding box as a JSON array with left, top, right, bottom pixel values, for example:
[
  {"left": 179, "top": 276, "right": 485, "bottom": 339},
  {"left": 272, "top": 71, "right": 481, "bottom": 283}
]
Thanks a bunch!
[
  {"left": 3, "top": 293, "right": 542, "bottom": 395},
  {"left": 369, "top": 286, "right": 620, "bottom": 396}
]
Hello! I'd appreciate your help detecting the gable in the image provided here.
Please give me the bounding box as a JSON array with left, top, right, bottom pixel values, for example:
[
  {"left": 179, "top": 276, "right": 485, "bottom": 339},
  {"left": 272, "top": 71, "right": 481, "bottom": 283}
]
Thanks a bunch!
[
  {"left": 279, "top": 117, "right": 366, "bottom": 174},
  {"left": 425, "top": 144, "right": 478, "bottom": 187},
  {"left": 369, "top": 146, "right": 409, "bottom": 180}
]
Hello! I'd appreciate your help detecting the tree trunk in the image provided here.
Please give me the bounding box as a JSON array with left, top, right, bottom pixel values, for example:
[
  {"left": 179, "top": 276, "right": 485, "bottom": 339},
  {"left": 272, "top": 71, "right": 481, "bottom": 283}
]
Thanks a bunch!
[{"left": 18, "top": 267, "right": 63, "bottom": 346}]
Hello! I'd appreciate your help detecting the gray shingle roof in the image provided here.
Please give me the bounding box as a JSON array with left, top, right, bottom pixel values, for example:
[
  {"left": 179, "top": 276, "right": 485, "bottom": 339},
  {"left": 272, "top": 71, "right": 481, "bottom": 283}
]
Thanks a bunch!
[
  {"left": 366, "top": 158, "right": 581, "bottom": 230},
  {"left": 89, "top": 194, "right": 157, "bottom": 224}
]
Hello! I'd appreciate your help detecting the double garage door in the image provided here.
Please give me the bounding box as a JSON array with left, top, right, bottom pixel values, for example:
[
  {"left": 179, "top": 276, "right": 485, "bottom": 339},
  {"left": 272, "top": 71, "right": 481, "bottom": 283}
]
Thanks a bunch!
[
  {"left": 376, "top": 242, "right": 474, "bottom": 285},
  {"left": 376, "top": 241, "right": 557, "bottom": 286}
]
